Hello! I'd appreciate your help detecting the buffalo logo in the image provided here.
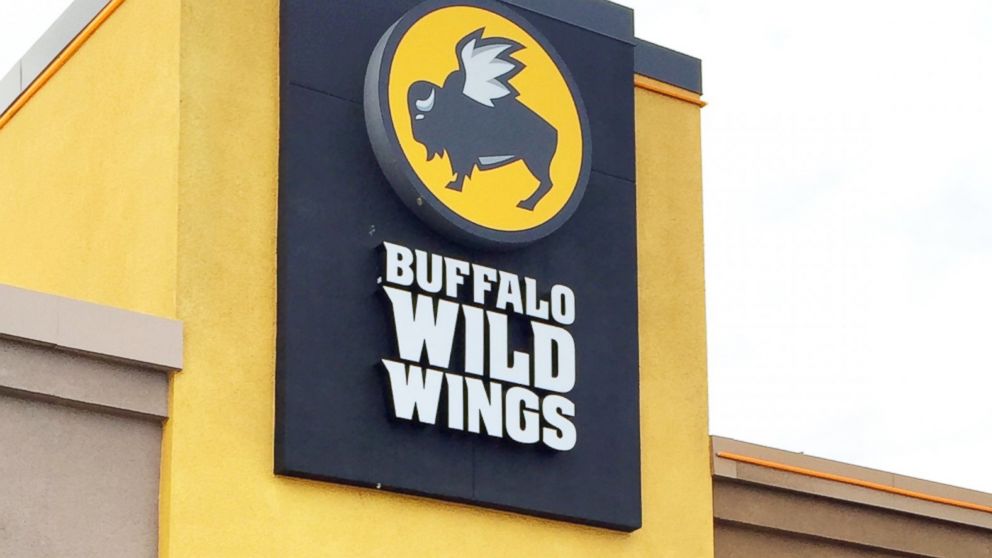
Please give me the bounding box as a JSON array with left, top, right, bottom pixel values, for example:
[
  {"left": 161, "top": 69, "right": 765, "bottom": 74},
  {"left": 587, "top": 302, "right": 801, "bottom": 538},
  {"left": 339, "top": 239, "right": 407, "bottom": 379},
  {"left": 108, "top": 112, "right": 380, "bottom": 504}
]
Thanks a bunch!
[
  {"left": 365, "top": 0, "right": 591, "bottom": 249},
  {"left": 408, "top": 29, "right": 558, "bottom": 211}
]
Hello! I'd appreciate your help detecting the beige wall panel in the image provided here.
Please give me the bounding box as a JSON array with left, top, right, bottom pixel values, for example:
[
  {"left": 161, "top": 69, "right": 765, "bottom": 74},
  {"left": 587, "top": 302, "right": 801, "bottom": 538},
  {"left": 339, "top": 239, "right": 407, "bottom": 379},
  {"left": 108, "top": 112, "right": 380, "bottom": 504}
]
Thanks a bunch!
[
  {"left": 715, "top": 522, "right": 911, "bottom": 558},
  {"left": 715, "top": 480, "right": 992, "bottom": 557},
  {"left": 713, "top": 437, "right": 992, "bottom": 530},
  {"left": 0, "top": 337, "right": 168, "bottom": 418},
  {"left": 0, "top": 283, "right": 184, "bottom": 371},
  {"left": 0, "top": 393, "right": 161, "bottom": 558}
]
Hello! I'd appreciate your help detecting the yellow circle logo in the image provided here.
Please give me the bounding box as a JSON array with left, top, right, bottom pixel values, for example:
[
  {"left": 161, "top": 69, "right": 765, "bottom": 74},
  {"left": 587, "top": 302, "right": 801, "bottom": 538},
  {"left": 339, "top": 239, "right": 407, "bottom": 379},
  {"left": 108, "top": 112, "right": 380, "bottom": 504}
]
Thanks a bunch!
[{"left": 365, "top": 0, "right": 591, "bottom": 248}]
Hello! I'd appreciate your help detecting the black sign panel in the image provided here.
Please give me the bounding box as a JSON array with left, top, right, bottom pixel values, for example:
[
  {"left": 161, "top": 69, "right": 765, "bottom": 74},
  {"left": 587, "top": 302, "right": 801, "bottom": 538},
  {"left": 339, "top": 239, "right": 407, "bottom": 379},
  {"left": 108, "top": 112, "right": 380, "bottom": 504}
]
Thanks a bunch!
[{"left": 277, "top": 0, "right": 640, "bottom": 531}]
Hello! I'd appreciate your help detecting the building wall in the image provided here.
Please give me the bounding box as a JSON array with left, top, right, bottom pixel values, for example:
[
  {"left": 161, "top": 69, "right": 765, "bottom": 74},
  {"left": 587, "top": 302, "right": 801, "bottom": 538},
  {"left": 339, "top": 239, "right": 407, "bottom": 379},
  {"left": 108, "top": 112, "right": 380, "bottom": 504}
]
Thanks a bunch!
[
  {"left": 162, "top": 2, "right": 711, "bottom": 556},
  {"left": 0, "top": 1, "right": 712, "bottom": 556},
  {"left": 712, "top": 438, "right": 992, "bottom": 557},
  {"left": 0, "top": 389, "right": 162, "bottom": 558},
  {"left": 715, "top": 522, "right": 910, "bottom": 558},
  {"left": 0, "top": 0, "right": 180, "bottom": 318},
  {"left": 715, "top": 479, "right": 992, "bottom": 557},
  {"left": 0, "top": 284, "right": 181, "bottom": 558},
  {"left": 635, "top": 85, "right": 714, "bottom": 556},
  {"left": 0, "top": 2, "right": 181, "bottom": 551}
]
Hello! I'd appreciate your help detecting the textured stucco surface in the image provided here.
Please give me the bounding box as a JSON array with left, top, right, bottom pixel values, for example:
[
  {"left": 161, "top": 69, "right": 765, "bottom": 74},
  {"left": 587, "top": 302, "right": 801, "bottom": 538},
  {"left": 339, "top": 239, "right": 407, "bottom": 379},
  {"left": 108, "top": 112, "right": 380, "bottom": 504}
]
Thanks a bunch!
[
  {"left": 634, "top": 86, "right": 714, "bottom": 556},
  {"left": 0, "top": 336, "right": 169, "bottom": 418},
  {"left": 0, "top": 1, "right": 179, "bottom": 556},
  {"left": 0, "top": 0, "right": 179, "bottom": 318},
  {"left": 715, "top": 479, "right": 992, "bottom": 557},
  {"left": 0, "top": 391, "right": 161, "bottom": 558}
]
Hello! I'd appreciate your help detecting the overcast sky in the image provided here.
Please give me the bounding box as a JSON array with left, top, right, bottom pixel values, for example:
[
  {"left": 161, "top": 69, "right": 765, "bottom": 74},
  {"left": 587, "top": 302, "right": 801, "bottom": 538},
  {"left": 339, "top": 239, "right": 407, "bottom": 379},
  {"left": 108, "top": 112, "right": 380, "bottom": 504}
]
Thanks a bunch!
[
  {"left": 2, "top": 1, "right": 990, "bottom": 493},
  {"left": 616, "top": 0, "right": 992, "bottom": 493}
]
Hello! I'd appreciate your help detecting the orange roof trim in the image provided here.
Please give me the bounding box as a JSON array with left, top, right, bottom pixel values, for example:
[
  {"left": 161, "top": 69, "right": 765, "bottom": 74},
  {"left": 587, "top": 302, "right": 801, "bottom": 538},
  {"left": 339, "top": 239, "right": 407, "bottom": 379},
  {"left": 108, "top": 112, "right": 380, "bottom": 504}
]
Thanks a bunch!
[
  {"left": 634, "top": 74, "right": 706, "bottom": 107},
  {"left": 718, "top": 451, "right": 992, "bottom": 515},
  {"left": 0, "top": 0, "right": 127, "bottom": 131}
]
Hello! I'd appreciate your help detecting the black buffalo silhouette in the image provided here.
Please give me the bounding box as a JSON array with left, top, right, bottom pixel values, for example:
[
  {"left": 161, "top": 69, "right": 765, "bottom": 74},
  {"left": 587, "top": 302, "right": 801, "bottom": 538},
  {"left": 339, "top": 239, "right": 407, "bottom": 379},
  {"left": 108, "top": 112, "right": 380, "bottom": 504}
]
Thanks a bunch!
[{"left": 407, "top": 28, "right": 559, "bottom": 211}]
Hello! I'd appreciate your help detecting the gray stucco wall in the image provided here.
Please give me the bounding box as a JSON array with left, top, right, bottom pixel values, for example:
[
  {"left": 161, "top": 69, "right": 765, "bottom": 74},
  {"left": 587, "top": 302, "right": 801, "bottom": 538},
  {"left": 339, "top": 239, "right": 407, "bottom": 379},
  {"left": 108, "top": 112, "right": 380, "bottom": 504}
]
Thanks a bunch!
[{"left": 0, "top": 386, "right": 162, "bottom": 558}]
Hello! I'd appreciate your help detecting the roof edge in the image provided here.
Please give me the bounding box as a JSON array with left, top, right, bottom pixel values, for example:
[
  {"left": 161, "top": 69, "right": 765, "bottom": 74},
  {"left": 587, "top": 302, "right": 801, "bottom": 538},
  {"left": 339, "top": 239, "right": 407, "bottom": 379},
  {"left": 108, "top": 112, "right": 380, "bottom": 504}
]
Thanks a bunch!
[
  {"left": 0, "top": 283, "right": 184, "bottom": 371},
  {"left": 634, "top": 38, "right": 703, "bottom": 95},
  {"left": 712, "top": 436, "right": 992, "bottom": 530},
  {"left": 3, "top": 0, "right": 705, "bottom": 124},
  {"left": 0, "top": 0, "right": 112, "bottom": 116}
]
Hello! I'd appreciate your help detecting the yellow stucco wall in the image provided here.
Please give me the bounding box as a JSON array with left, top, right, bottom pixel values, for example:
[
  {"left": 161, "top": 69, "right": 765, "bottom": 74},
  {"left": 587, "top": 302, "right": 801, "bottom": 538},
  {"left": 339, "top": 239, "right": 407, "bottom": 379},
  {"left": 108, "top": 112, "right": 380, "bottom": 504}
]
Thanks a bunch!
[
  {"left": 0, "top": 0, "right": 711, "bottom": 555},
  {"left": 0, "top": 0, "right": 179, "bottom": 318},
  {"left": 635, "top": 86, "right": 714, "bottom": 556},
  {"left": 162, "top": 0, "right": 712, "bottom": 549}
]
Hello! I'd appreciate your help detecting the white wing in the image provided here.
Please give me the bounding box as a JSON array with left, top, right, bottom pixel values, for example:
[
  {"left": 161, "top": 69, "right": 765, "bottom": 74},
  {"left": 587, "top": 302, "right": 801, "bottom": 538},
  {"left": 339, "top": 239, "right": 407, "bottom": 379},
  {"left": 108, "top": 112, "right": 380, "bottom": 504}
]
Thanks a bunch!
[{"left": 460, "top": 38, "right": 520, "bottom": 107}]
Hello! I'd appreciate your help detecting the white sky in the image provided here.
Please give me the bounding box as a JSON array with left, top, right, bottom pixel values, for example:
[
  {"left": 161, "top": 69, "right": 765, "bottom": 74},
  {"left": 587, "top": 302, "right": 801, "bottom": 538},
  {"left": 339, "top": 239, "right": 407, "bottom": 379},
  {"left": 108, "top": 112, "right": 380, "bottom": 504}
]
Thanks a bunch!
[
  {"left": 0, "top": 0, "right": 72, "bottom": 75},
  {"left": 2, "top": 1, "right": 990, "bottom": 493},
  {"left": 616, "top": 0, "right": 992, "bottom": 493}
]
